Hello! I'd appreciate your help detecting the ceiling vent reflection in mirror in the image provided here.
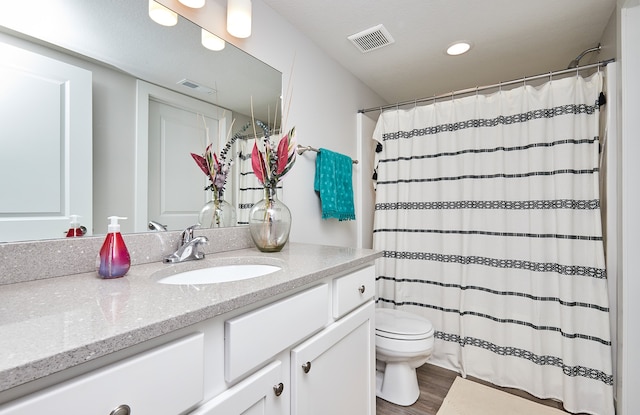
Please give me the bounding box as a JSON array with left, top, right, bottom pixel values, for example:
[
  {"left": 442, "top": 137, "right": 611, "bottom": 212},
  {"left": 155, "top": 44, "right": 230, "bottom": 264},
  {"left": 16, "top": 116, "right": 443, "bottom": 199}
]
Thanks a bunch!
[
  {"left": 348, "top": 24, "right": 395, "bottom": 53},
  {"left": 177, "top": 78, "right": 216, "bottom": 94}
]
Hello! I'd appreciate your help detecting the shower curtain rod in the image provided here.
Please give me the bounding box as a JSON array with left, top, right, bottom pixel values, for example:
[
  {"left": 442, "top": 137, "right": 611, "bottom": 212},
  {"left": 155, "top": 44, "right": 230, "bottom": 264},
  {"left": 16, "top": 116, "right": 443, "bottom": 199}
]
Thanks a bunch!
[{"left": 358, "top": 58, "right": 615, "bottom": 114}]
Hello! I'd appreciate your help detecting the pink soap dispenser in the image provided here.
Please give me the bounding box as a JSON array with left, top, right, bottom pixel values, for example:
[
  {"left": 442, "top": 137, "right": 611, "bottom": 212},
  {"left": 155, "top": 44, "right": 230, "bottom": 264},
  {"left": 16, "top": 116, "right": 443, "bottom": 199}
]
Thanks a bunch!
[
  {"left": 97, "top": 216, "right": 131, "bottom": 279},
  {"left": 65, "top": 214, "right": 85, "bottom": 237}
]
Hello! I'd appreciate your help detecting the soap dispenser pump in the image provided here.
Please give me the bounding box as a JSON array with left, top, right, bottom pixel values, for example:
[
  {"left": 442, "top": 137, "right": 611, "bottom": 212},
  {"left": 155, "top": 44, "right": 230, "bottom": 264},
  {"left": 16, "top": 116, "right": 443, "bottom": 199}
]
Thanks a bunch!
[
  {"left": 98, "top": 216, "right": 131, "bottom": 279},
  {"left": 65, "top": 214, "right": 85, "bottom": 237}
]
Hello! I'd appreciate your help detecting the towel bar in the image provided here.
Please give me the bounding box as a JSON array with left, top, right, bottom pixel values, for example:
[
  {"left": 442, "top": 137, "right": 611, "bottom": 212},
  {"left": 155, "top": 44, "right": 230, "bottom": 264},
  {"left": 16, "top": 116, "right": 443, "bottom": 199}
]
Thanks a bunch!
[{"left": 296, "top": 145, "right": 358, "bottom": 164}]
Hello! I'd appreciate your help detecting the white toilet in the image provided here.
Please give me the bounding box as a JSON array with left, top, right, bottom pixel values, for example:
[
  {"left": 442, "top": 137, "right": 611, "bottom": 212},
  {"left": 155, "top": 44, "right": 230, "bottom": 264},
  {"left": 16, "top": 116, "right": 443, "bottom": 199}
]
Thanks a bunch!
[{"left": 375, "top": 308, "right": 434, "bottom": 406}]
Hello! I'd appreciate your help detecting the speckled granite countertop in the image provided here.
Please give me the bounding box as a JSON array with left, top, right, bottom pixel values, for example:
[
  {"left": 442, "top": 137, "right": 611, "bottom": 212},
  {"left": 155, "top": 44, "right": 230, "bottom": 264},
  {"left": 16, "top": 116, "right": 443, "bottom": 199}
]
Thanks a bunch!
[{"left": 0, "top": 243, "right": 381, "bottom": 393}]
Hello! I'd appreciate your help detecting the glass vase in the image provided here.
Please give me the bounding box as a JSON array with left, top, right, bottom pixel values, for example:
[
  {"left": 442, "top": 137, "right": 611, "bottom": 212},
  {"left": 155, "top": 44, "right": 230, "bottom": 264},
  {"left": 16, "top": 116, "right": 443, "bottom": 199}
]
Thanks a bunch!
[
  {"left": 198, "top": 192, "right": 236, "bottom": 228},
  {"left": 248, "top": 187, "right": 291, "bottom": 252}
]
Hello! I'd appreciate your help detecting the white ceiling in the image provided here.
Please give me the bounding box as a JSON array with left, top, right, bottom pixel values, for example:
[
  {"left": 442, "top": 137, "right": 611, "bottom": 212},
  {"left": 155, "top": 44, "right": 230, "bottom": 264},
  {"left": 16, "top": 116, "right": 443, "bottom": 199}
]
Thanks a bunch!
[{"left": 261, "top": 0, "right": 616, "bottom": 106}]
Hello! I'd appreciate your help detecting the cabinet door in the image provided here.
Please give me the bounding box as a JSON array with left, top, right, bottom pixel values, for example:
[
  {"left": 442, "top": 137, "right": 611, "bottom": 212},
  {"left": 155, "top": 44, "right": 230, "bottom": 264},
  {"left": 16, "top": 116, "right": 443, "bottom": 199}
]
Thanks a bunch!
[
  {"left": 190, "top": 361, "right": 285, "bottom": 415},
  {"left": 291, "top": 301, "right": 375, "bottom": 415}
]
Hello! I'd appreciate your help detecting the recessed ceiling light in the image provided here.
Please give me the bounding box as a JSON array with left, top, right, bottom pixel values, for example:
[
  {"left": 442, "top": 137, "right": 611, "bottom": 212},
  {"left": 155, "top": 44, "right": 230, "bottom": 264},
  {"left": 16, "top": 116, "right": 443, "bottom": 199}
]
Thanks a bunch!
[{"left": 446, "top": 41, "right": 472, "bottom": 56}]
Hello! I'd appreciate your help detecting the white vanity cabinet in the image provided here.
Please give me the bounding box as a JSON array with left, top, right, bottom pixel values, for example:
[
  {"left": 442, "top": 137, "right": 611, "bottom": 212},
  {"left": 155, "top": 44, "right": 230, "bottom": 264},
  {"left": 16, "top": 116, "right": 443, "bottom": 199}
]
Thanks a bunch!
[
  {"left": 194, "top": 264, "right": 376, "bottom": 415},
  {"left": 0, "top": 333, "right": 205, "bottom": 415}
]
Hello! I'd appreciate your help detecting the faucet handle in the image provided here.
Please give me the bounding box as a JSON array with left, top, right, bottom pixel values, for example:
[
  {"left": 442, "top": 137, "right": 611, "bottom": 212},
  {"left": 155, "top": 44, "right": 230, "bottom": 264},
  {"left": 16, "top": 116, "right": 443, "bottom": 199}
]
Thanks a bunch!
[
  {"left": 180, "top": 224, "right": 200, "bottom": 245},
  {"left": 191, "top": 235, "right": 209, "bottom": 246},
  {"left": 186, "top": 235, "right": 209, "bottom": 261},
  {"left": 163, "top": 235, "right": 209, "bottom": 263}
]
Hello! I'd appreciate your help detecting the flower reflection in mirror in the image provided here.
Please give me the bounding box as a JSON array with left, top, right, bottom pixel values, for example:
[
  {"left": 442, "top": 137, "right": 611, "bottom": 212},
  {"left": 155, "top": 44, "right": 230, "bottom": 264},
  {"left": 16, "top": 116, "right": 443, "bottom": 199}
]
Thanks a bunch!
[{"left": 191, "top": 119, "right": 250, "bottom": 228}]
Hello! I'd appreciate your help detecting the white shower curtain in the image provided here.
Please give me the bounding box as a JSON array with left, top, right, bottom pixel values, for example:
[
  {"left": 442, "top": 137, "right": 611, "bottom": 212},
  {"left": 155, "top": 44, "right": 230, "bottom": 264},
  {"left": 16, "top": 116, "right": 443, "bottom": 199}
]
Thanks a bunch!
[
  {"left": 236, "top": 138, "right": 264, "bottom": 225},
  {"left": 372, "top": 72, "right": 613, "bottom": 415}
]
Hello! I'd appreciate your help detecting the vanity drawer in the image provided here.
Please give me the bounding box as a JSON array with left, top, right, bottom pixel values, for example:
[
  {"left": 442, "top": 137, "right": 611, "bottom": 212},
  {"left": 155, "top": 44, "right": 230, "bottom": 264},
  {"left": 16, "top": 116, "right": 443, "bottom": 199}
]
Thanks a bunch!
[
  {"left": 0, "top": 333, "right": 204, "bottom": 415},
  {"left": 225, "top": 284, "right": 329, "bottom": 383},
  {"left": 332, "top": 265, "right": 375, "bottom": 319}
]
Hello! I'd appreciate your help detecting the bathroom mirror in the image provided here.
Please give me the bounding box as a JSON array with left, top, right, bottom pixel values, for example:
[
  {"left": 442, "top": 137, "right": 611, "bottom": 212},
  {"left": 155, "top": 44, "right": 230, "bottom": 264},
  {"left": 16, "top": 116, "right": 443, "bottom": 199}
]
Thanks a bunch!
[{"left": 0, "top": 0, "right": 281, "bottom": 241}]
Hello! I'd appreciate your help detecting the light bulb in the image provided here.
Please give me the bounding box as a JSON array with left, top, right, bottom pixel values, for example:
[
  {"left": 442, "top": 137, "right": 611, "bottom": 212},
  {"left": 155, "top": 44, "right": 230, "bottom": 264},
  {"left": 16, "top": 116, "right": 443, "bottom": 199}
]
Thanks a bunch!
[
  {"left": 227, "top": 0, "right": 252, "bottom": 38},
  {"left": 202, "top": 29, "right": 225, "bottom": 51},
  {"left": 149, "top": 0, "right": 178, "bottom": 26}
]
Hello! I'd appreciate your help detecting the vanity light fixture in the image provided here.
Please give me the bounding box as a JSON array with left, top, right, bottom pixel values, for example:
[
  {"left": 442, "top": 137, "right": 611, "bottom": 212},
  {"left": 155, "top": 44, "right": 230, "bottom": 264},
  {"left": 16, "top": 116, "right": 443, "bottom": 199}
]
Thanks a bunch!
[
  {"left": 202, "top": 29, "right": 225, "bottom": 51},
  {"left": 149, "top": 0, "right": 178, "bottom": 26},
  {"left": 179, "top": 0, "right": 205, "bottom": 7},
  {"left": 446, "top": 41, "right": 472, "bottom": 56},
  {"left": 227, "top": 0, "right": 252, "bottom": 38}
]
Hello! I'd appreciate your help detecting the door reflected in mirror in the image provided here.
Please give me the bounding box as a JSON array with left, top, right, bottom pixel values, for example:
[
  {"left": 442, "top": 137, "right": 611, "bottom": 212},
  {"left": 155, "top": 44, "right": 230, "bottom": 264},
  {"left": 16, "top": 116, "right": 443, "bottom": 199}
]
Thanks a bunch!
[{"left": 147, "top": 92, "right": 227, "bottom": 231}]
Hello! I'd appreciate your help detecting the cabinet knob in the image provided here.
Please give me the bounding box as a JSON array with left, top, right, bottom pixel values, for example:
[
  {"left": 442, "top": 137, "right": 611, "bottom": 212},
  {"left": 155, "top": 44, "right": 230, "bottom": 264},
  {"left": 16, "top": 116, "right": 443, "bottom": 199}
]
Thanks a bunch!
[
  {"left": 273, "top": 382, "right": 284, "bottom": 397},
  {"left": 358, "top": 285, "right": 366, "bottom": 294},
  {"left": 302, "top": 361, "right": 312, "bottom": 373},
  {"left": 109, "top": 404, "right": 131, "bottom": 415}
]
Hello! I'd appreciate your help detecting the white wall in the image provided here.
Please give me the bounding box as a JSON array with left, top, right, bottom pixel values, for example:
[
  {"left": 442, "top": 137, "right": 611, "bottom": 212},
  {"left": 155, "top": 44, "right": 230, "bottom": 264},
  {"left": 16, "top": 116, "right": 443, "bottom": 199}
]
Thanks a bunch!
[
  {"left": 170, "top": 0, "right": 387, "bottom": 248},
  {"left": 242, "top": 1, "right": 387, "bottom": 248},
  {"left": 618, "top": 2, "right": 640, "bottom": 413},
  {"left": 357, "top": 113, "right": 381, "bottom": 249}
]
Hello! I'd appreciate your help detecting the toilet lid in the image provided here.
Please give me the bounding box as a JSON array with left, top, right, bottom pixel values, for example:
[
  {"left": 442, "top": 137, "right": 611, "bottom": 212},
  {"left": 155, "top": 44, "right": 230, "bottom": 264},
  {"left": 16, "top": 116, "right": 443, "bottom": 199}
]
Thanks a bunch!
[{"left": 375, "top": 308, "right": 433, "bottom": 339}]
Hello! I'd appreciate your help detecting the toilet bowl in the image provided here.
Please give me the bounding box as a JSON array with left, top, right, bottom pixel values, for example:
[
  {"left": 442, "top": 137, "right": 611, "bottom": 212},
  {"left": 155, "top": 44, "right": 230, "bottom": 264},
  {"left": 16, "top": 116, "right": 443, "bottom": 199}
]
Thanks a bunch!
[{"left": 375, "top": 308, "right": 434, "bottom": 406}]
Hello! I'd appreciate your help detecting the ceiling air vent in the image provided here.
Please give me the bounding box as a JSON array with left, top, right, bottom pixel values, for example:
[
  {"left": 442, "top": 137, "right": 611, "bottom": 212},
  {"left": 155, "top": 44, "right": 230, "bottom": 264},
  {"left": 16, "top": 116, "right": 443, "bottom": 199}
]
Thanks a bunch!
[
  {"left": 348, "top": 24, "right": 395, "bottom": 53},
  {"left": 177, "top": 78, "right": 216, "bottom": 94}
]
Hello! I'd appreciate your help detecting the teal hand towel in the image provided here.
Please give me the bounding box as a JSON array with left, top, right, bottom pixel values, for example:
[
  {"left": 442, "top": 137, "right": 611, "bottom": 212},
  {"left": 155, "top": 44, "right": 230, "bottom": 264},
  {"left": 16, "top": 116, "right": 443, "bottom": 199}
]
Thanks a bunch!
[{"left": 314, "top": 148, "right": 356, "bottom": 221}]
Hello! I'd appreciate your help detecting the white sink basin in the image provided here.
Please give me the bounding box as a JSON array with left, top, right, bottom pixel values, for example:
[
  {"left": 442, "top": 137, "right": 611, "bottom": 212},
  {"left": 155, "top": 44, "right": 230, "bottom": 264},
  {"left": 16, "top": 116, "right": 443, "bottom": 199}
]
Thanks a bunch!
[{"left": 157, "top": 264, "right": 281, "bottom": 285}]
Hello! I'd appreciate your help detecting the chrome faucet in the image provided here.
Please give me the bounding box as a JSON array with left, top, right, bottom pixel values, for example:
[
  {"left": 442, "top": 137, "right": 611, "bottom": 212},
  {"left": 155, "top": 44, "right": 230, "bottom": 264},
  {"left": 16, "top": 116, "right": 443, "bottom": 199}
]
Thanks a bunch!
[{"left": 163, "top": 224, "right": 209, "bottom": 263}]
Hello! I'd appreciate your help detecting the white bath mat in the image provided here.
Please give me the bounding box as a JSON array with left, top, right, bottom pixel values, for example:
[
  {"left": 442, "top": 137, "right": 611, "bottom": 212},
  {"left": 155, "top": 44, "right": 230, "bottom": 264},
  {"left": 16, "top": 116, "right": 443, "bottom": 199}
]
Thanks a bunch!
[{"left": 437, "top": 377, "right": 566, "bottom": 415}]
